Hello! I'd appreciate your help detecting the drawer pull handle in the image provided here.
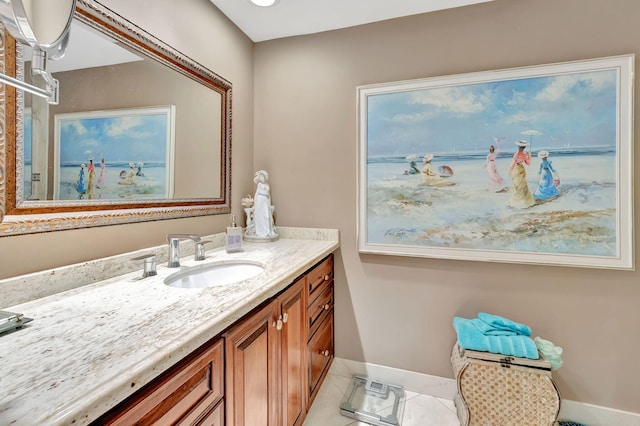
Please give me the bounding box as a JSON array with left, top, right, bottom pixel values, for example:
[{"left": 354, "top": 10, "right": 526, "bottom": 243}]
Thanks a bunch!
[
  {"left": 323, "top": 274, "right": 330, "bottom": 281},
  {"left": 323, "top": 304, "right": 331, "bottom": 311},
  {"left": 319, "top": 349, "right": 331, "bottom": 357}
]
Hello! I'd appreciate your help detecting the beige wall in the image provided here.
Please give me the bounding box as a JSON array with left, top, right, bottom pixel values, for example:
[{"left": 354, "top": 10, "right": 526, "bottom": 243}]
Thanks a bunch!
[
  {"left": 254, "top": 0, "right": 640, "bottom": 413},
  {"left": 0, "top": 0, "right": 254, "bottom": 277}
]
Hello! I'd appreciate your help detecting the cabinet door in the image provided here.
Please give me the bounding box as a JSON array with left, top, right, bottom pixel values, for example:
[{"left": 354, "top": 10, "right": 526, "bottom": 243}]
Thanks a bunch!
[
  {"left": 224, "top": 301, "right": 279, "bottom": 426},
  {"left": 279, "top": 278, "right": 306, "bottom": 426}
]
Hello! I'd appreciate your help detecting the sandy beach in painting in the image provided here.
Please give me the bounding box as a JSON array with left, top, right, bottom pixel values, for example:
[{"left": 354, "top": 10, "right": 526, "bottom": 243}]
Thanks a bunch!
[
  {"left": 366, "top": 150, "right": 618, "bottom": 257},
  {"left": 24, "top": 162, "right": 168, "bottom": 201}
]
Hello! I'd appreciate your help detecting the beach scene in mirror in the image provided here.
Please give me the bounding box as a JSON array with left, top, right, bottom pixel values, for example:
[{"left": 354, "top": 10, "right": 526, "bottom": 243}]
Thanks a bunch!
[
  {"left": 24, "top": 106, "right": 176, "bottom": 201},
  {"left": 52, "top": 106, "right": 175, "bottom": 201}
]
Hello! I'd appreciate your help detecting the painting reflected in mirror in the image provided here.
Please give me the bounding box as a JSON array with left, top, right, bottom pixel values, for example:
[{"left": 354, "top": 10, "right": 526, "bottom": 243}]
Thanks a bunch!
[{"left": 0, "top": 0, "right": 232, "bottom": 236}]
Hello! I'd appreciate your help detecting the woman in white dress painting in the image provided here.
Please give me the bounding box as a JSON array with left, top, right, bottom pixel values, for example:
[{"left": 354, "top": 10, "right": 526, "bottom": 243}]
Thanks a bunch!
[
  {"left": 421, "top": 154, "right": 455, "bottom": 187},
  {"left": 252, "top": 170, "right": 278, "bottom": 239},
  {"left": 483, "top": 138, "right": 506, "bottom": 192}
]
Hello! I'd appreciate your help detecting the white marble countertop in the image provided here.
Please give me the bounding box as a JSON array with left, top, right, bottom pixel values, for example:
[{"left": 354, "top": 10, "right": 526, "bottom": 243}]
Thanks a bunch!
[{"left": 0, "top": 227, "right": 339, "bottom": 425}]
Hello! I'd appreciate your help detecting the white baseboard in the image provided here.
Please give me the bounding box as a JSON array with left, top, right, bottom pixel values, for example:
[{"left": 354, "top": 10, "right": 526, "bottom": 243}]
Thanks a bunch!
[
  {"left": 331, "top": 357, "right": 640, "bottom": 426},
  {"left": 557, "top": 399, "right": 640, "bottom": 426},
  {"left": 329, "top": 358, "right": 458, "bottom": 400}
]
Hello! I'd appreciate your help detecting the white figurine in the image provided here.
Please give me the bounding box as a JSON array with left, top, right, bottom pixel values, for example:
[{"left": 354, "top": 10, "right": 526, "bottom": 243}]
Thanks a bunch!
[
  {"left": 244, "top": 170, "right": 278, "bottom": 241},
  {"left": 240, "top": 194, "right": 254, "bottom": 229}
]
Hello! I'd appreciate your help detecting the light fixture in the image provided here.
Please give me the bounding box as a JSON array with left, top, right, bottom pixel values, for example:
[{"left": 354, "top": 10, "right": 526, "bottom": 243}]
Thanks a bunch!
[
  {"left": 250, "top": 0, "right": 278, "bottom": 7},
  {"left": 0, "top": 0, "right": 76, "bottom": 104}
]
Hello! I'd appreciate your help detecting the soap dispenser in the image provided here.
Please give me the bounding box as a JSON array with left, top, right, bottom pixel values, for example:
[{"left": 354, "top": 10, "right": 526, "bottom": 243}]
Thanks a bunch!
[{"left": 226, "top": 214, "right": 243, "bottom": 253}]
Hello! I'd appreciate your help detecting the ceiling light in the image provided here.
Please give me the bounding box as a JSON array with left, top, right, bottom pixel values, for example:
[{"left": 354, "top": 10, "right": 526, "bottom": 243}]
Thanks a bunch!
[{"left": 250, "top": 0, "right": 278, "bottom": 6}]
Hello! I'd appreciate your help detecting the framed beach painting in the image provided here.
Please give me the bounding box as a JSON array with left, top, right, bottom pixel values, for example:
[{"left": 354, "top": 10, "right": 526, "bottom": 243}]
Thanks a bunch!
[
  {"left": 53, "top": 106, "right": 176, "bottom": 201},
  {"left": 357, "top": 55, "right": 634, "bottom": 270}
]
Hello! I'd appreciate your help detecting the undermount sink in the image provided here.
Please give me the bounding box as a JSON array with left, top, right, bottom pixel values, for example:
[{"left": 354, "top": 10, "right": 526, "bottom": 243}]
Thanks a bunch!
[{"left": 164, "top": 261, "right": 265, "bottom": 289}]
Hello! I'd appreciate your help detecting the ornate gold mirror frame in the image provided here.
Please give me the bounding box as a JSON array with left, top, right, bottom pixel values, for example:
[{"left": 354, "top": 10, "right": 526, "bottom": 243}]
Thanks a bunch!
[{"left": 0, "top": 0, "right": 232, "bottom": 236}]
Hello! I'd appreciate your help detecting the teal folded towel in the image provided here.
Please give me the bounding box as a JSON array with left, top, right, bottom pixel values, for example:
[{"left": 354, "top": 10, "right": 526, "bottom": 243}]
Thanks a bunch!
[
  {"left": 477, "top": 312, "right": 532, "bottom": 336},
  {"left": 453, "top": 316, "right": 539, "bottom": 359},
  {"left": 470, "top": 318, "right": 518, "bottom": 336}
]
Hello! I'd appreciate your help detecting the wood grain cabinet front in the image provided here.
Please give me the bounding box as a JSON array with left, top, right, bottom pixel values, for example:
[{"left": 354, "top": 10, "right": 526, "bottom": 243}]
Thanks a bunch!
[
  {"left": 307, "top": 277, "right": 333, "bottom": 338},
  {"left": 308, "top": 312, "right": 334, "bottom": 399},
  {"left": 224, "top": 278, "right": 306, "bottom": 426},
  {"left": 95, "top": 338, "right": 224, "bottom": 426},
  {"left": 92, "top": 252, "right": 335, "bottom": 426},
  {"left": 305, "top": 254, "right": 335, "bottom": 406},
  {"left": 307, "top": 255, "right": 334, "bottom": 303},
  {"left": 279, "top": 278, "right": 307, "bottom": 426},
  {"left": 195, "top": 401, "right": 224, "bottom": 426}
]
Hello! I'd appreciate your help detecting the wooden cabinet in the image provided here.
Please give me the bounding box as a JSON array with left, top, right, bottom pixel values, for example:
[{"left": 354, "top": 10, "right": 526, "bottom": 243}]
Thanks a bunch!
[
  {"left": 224, "top": 299, "right": 279, "bottom": 426},
  {"left": 308, "top": 312, "right": 333, "bottom": 399},
  {"left": 279, "top": 278, "right": 307, "bottom": 426},
  {"left": 225, "top": 254, "right": 335, "bottom": 426},
  {"left": 305, "top": 254, "right": 334, "bottom": 405},
  {"left": 224, "top": 277, "right": 306, "bottom": 426},
  {"left": 95, "top": 338, "right": 224, "bottom": 426},
  {"left": 93, "top": 253, "right": 335, "bottom": 426},
  {"left": 196, "top": 402, "right": 224, "bottom": 426}
]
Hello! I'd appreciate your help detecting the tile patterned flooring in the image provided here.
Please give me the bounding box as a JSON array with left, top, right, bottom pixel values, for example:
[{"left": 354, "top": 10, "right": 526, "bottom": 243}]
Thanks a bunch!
[{"left": 303, "top": 360, "right": 461, "bottom": 426}]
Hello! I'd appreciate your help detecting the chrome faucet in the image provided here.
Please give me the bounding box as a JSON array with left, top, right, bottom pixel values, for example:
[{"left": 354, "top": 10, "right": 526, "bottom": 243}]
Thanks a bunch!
[
  {"left": 166, "top": 233, "right": 201, "bottom": 268},
  {"left": 131, "top": 254, "right": 158, "bottom": 278}
]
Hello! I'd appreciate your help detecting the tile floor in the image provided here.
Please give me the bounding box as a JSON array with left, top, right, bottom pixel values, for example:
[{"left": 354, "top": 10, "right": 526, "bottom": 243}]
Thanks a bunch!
[{"left": 303, "top": 360, "right": 461, "bottom": 426}]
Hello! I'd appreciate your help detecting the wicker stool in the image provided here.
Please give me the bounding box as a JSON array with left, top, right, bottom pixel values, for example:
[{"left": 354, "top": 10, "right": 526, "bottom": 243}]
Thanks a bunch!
[{"left": 451, "top": 343, "right": 561, "bottom": 426}]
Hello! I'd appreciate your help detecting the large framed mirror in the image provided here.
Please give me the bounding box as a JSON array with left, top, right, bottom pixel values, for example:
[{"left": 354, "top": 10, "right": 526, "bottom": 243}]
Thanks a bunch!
[{"left": 0, "top": 0, "right": 232, "bottom": 236}]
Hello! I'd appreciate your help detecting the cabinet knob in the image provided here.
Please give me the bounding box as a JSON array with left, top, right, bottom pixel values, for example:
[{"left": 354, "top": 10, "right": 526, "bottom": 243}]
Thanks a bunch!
[
  {"left": 323, "top": 274, "right": 330, "bottom": 281},
  {"left": 319, "top": 349, "right": 331, "bottom": 357},
  {"left": 276, "top": 318, "right": 283, "bottom": 331},
  {"left": 323, "top": 304, "right": 331, "bottom": 311},
  {"left": 282, "top": 313, "right": 289, "bottom": 324}
]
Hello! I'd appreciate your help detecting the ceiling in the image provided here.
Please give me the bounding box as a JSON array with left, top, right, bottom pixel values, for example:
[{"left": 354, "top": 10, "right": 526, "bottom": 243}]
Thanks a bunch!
[
  {"left": 210, "top": 0, "right": 494, "bottom": 42},
  {"left": 26, "top": 21, "right": 142, "bottom": 74}
]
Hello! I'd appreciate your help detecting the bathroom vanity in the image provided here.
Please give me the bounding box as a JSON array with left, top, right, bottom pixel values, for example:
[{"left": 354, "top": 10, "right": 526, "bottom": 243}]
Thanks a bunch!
[{"left": 0, "top": 227, "right": 338, "bottom": 425}]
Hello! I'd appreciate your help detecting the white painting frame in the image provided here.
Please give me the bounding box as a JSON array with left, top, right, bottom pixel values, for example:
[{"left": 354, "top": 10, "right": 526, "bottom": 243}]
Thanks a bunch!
[{"left": 357, "top": 55, "right": 634, "bottom": 270}]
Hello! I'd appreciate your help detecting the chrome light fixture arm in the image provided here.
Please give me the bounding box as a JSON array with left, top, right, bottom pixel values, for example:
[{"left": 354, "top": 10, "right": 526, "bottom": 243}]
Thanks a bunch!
[{"left": 0, "top": 0, "right": 75, "bottom": 104}]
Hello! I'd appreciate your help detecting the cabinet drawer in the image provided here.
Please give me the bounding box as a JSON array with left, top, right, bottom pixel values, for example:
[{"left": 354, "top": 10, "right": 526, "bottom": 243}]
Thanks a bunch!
[
  {"left": 307, "top": 255, "right": 333, "bottom": 302},
  {"left": 196, "top": 400, "right": 224, "bottom": 426},
  {"left": 308, "top": 314, "right": 333, "bottom": 398},
  {"left": 103, "top": 339, "right": 224, "bottom": 426},
  {"left": 308, "top": 280, "right": 333, "bottom": 337}
]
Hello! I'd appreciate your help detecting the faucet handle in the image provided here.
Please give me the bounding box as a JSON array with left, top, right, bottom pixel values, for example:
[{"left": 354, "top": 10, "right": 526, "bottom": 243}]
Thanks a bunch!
[
  {"left": 131, "top": 254, "right": 157, "bottom": 278},
  {"left": 195, "top": 240, "right": 213, "bottom": 261}
]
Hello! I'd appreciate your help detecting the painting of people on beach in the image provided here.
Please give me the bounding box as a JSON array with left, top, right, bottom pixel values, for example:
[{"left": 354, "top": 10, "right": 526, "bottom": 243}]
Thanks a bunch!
[
  {"left": 357, "top": 55, "right": 634, "bottom": 269},
  {"left": 53, "top": 106, "right": 175, "bottom": 201}
]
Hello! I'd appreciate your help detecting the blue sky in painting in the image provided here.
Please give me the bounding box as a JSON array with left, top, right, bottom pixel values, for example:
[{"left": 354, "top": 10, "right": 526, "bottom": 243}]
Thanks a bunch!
[
  {"left": 366, "top": 69, "right": 618, "bottom": 157},
  {"left": 59, "top": 113, "right": 168, "bottom": 164}
]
